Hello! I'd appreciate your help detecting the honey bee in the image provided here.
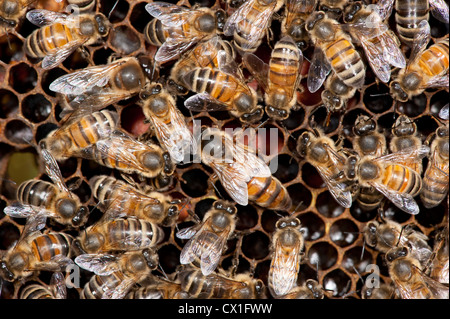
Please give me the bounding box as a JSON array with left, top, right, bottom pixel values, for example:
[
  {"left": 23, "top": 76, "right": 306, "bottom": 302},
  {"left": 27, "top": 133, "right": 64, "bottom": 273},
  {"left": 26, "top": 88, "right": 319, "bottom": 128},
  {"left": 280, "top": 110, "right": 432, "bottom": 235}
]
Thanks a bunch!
[
  {"left": 84, "top": 129, "right": 175, "bottom": 179},
  {"left": 427, "top": 226, "right": 449, "bottom": 284},
  {"left": 126, "top": 275, "right": 189, "bottom": 299},
  {"left": 74, "top": 217, "right": 164, "bottom": 254},
  {"left": 139, "top": 82, "right": 196, "bottom": 164},
  {"left": 144, "top": 2, "right": 226, "bottom": 64},
  {"left": 41, "top": 109, "right": 119, "bottom": 161},
  {"left": 343, "top": 145, "right": 429, "bottom": 215},
  {"left": 0, "top": 217, "right": 74, "bottom": 282},
  {"left": 268, "top": 217, "right": 305, "bottom": 296},
  {"left": 49, "top": 57, "right": 147, "bottom": 118},
  {"left": 19, "top": 272, "right": 67, "bottom": 299},
  {"left": 169, "top": 35, "right": 235, "bottom": 91},
  {"left": 363, "top": 219, "right": 432, "bottom": 268},
  {"left": 318, "top": 0, "right": 348, "bottom": 19},
  {"left": 343, "top": 1, "right": 406, "bottom": 83},
  {"left": 76, "top": 250, "right": 159, "bottom": 299},
  {"left": 296, "top": 128, "right": 352, "bottom": 208},
  {"left": 176, "top": 200, "right": 237, "bottom": 275},
  {"left": 4, "top": 146, "right": 89, "bottom": 227},
  {"left": 182, "top": 50, "right": 264, "bottom": 124},
  {"left": 223, "top": 0, "right": 284, "bottom": 54},
  {"left": 390, "top": 115, "right": 424, "bottom": 174},
  {"left": 0, "top": 0, "right": 34, "bottom": 36},
  {"left": 89, "top": 175, "right": 180, "bottom": 227},
  {"left": 321, "top": 72, "right": 356, "bottom": 117},
  {"left": 24, "top": 9, "right": 110, "bottom": 69},
  {"left": 66, "top": 0, "right": 96, "bottom": 13},
  {"left": 361, "top": 282, "right": 395, "bottom": 299},
  {"left": 178, "top": 266, "right": 266, "bottom": 299},
  {"left": 243, "top": 35, "right": 303, "bottom": 121},
  {"left": 421, "top": 124, "right": 449, "bottom": 208},
  {"left": 305, "top": 11, "right": 365, "bottom": 93},
  {"left": 390, "top": 21, "right": 449, "bottom": 102},
  {"left": 352, "top": 115, "right": 386, "bottom": 211},
  {"left": 200, "top": 127, "right": 292, "bottom": 210},
  {"left": 277, "top": 279, "right": 324, "bottom": 299},
  {"left": 394, "top": 0, "right": 449, "bottom": 47},
  {"left": 386, "top": 246, "right": 449, "bottom": 299},
  {"left": 281, "top": 0, "right": 318, "bottom": 50}
]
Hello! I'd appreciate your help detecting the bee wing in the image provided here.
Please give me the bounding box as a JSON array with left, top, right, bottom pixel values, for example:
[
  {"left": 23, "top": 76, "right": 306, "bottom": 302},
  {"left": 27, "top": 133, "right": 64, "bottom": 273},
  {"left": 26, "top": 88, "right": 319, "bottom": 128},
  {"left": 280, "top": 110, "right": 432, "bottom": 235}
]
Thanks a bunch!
[
  {"left": 40, "top": 147, "right": 71, "bottom": 196},
  {"left": 50, "top": 272, "right": 67, "bottom": 299},
  {"left": 176, "top": 224, "right": 201, "bottom": 240},
  {"left": 429, "top": 0, "right": 449, "bottom": 23},
  {"left": 41, "top": 38, "right": 87, "bottom": 70},
  {"left": 231, "top": 137, "right": 272, "bottom": 178},
  {"left": 155, "top": 37, "right": 200, "bottom": 64},
  {"left": 372, "top": 145, "right": 430, "bottom": 165},
  {"left": 223, "top": 0, "right": 255, "bottom": 37},
  {"left": 103, "top": 278, "right": 137, "bottom": 299},
  {"left": 211, "top": 162, "right": 250, "bottom": 205},
  {"left": 151, "top": 104, "right": 197, "bottom": 163},
  {"left": 359, "top": 36, "right": 394, "bottom": 83},
  {"left": 200, "top": 231, "right": 229, "bottom": 276},
  {"left": 270, "top": 236, "right": 302, "bottom": 296},
  {"left": 439, "top": 103, "right": 449, "bottom": 121},
  {"left": 374, "top": 0, "right": 395, "bottom": 20},
  {"left": 407, "top": 20, "right": 431, "bottom": 69},
  {"left": 315, "top": 165, "right": 353, "bottom": 208},
  {"left": 422, "top": 273, "right": 450, "bottom": 299},
  {"left": 26, "top": 9, "right": 70, "bottom": 27},
  {"left": 75, "top": 253, "right": 120, "bottom": 276},
  {"left": 242, "top": 52, "right": 270, "bottom": 91},
  {"left": 49, "top": 61, "right": 124, "bottom": 95},
  {"left": 423, "top": 73, "right": 449, "bottom": 89},
  {"left": 184, "top": 92, "right": 230, "bottom": 112},
  {"left": 368, "top": 181, "right": 419, "bottom": 215},
  {"left": 145, "top": 2, "right": 190, "bottom": 27},
  {"left": 3, "top": 203, "right": 56, "bottom": 220},
  {"left": 307, "top": 46, "right": 332, "bottom": 93}
]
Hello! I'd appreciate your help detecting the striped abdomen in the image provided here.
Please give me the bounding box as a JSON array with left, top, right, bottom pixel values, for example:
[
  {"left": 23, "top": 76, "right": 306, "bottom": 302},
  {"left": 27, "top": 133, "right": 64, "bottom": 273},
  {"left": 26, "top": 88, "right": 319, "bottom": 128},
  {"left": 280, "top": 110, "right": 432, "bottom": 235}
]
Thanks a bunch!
[
  {"left": 179, "top": 269, "right": 229, "bottom": 298},
  {"left": 144, "top": 19, "right": 169, "bottom": 46},
  {"left": 69, "top": 0, "right": 96, "bottom": 13},
  {"left": 421, "top": 155, "right": 449, "bottom": 208},
  {"left": 183, "top": 68, "right": 246, "bottom": 107},
  {"left": 247, "top": 176, "right": 292, "bottom": 210},
  {"left": 381, "top": 164, "right": 422, "bottom": 197},
  {"left": 17, "top": 180, "right": 58, "bottom": 209},
  {"left": 357, "top": 186, "right": 384, "bottom": 211},
  {"left": 20, "top": 285, "right": 55, "bottom": 299},
  {"left": 416, "top": 39, "right": 449, "bottom": 77},
  {"left": 80, "top": 272, "right": 125, "bottom": 299},
  {"left": 101, "top": 218, "right": 163, "bottom": 251},
  {"left": 324, "top": 38, "right": 365, "bottom": 88},
  {"left": 31, "top": 232, "right": 73, "bottom": 263},
  {"left": 395, "top": 0, "right": 429, "bottom": 46},
  {"left": 25, "top": 23, "right": 78, "bottom": 58}
]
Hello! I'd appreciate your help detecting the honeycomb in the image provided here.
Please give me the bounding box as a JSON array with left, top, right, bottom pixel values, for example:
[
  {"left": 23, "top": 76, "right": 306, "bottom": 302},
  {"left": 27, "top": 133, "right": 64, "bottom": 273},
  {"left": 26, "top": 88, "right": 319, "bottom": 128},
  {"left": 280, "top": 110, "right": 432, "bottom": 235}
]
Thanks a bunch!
[{"left": 0, "top": 0, "right": 448, "bottom": 299}]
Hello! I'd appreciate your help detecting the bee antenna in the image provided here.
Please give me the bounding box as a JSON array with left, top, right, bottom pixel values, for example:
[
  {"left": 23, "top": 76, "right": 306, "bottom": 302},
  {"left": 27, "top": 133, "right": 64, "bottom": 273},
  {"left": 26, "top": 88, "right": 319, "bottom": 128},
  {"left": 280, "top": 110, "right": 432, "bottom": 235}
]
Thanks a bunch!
[
  {"left": 158, "top": 263, "right": 169, "bottom": 280},
  {"left": 352, "top": 265, "right": 364, "bottom": 285},
  {"left": 361, "top": 239, "right": 366, "bottom": 261},
  {"left": 291, "top": 200, "right": 304, "bottom": 215},
  {"left": 209, "top": 180, "right": 224, "bottom": 200}
]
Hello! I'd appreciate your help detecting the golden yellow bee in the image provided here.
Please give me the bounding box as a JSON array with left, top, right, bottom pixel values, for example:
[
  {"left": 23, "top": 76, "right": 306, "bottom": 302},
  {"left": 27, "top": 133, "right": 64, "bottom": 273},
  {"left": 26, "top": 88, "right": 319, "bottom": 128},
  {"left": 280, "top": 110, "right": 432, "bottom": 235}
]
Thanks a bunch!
[{"left": 24, "top": 9, "right": 110, "bottom": 69}]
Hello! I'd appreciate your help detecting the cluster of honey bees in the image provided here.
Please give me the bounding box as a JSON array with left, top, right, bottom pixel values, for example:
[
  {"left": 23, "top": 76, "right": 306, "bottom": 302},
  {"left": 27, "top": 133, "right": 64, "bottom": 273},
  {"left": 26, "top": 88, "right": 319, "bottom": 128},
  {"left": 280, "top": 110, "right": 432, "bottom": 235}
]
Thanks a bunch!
[{"left": 0, "top": 0, "right": 448, "bottom": 300}]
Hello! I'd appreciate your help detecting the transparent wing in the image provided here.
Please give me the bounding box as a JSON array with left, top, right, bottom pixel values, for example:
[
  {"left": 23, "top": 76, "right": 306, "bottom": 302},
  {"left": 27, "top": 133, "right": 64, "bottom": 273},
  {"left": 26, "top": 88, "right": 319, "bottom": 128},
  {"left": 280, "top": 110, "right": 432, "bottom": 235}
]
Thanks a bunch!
[
  {"left": 155, "top": 37, "right": 200, "bottom": 64},
  {"left": 49, "top": 60, "right": 125, "bottom": 95},
  {"left": 105, "top": 278, "right": 137, "bottom": 299},
  {"left": 41, "top": 38, "right": 86, "bottom": 70},
  {"left": 211, "top": 162, "right": 250, "bottom": 205},
  {"left": 176, "top": 224, "right": 200, "bottom": 240},
  {"left": 359, "top": 36, "right": 392, "bottom": 83},
  {"left": 231, "top": 136, "right": 272, "bottom": 178},
  {"left": 307, "top": 46, "right": 331, "bottom": 93},
  {"left": 242, "top": 52, "right": 270, "bottom": 91},
  {"left": 74, "top": 254, "right": 120, "bottom": 275},
  {"left": 145, "top": 2, "right": 190, "bottom": 27},
  {"left": 315, "top": 165, "right": 353, "bottom": 208},
  {"left": 369, "top": 181, "right": 420, "bottom": 215},
  {"left": 270, "top": 236, "right": 302, "bottom": 296},
  {"left": 40, "top": 147, "right": 71, "bottom": 195},
  {"left": 150, "top": 103, "right": 196, "bottom": 163},
  {"left": 373, "top": 145, "right": 430, "bottom": 165},
  {"left": 3, "top": 203, "right": 56, "bottom": 219},
  {"left": 422, "top": 273, "right": 450, "bottom": 299},
  {"left": 423, "top": 73, "right": 449, "bottom": 89},
  {"left": 26, "top": 9, "right": 70, "bottom": 26},
  {"left": 374, "top": 0, "right": 395, "bottom": 20},
  {"left": 223, "top": 0, "right": 255, "bottom": 36},
  {"left": 429, "top": 0, "right": 449, "bottom": 23},
  {"left": 407, "top": 20, "right": 431, "bottom": 69},
  {"left": 50, "top": 272, "right": 67, "bottom": 299},
  {"left": 439, "top": 103, "right": 449, "bottom": 121},
  {"left": 184, "top": 93, "right": 230, "bottom": 112}
]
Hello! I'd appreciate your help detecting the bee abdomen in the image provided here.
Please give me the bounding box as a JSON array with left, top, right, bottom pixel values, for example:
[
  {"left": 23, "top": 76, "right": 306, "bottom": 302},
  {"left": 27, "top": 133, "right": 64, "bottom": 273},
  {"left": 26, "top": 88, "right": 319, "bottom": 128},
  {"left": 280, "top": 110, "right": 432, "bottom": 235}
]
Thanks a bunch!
[
  {"left": 421, "top": 166, "right": 449, "bottom": 208},
  {"left": 382, "top": 165, "right": 422, "bottom": 197},
  {"left": 418, "top": 41, "right": 450, "bottom": 77},
  {"left": 31, "top": 233, "right": 73, "bottom": 263},
  {"left": 25, "top": 23, "right": 74, "bottom": 58},
  {"left": 144, "top": 19, "right": 168, "bottom": 46},
  {"left": 395, "top": 0, "right": 429, "bottom": 46},
  {"left": 17, "top": 180, "right": 57, "bottom": 208},
  {"left": 247, "top": 176, "right": 292, "bottom": 211},
  {"left": 107, "top": 218, "right": 163, "bottom": 249},
  {"left": 20, "top": 285, "right": 54, "bottom": 299},
  {"left": 357, "top": 186, "right": 384, "bottom": 211},
  {"left": 81, "top": 273, "right": 123, "bottom": 299}
]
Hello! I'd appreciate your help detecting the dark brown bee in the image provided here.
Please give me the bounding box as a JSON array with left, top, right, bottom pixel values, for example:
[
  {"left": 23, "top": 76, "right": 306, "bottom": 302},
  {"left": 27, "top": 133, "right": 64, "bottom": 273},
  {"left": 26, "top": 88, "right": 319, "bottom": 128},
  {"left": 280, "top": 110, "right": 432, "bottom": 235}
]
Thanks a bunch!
[
  {"left": 281, "top": 0, "right": 318, "bottom": 50},
  {"left": 89, "top": 175, "right": 180, "bottom": 227},
  {"left": 427, "top": 226, "right": 449, "bottom": 285},
  {"left": 19, "top": 272, "right": 67, "bottom": 299},
  {"left": 321, "top": 72, "right": 356, "bottom": 117},
  {"left": 420, "top": 125, "right": 449, "bottom": 208},
  {"left": 126, "top": 276, "right": 189, "bottom": 299},
  {"left": 361, "top": 283, "right": 395, "bottom": 299},
  {"left": 277, "top": 279, "right": 324, "bottom": 299},
  {"left": 0, "top": 0, "right": 34, "bottom": 36}
]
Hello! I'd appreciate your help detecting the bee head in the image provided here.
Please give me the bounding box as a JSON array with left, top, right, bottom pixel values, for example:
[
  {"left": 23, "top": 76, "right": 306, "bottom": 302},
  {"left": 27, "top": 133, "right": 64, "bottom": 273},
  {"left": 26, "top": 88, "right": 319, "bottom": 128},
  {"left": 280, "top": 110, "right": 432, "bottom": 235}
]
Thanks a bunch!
[
  {"left": 296, "top": 131, "right": 312, "bottom": 157},
  {"left": 94, "top": 13, "right": 110, "bottom": 37},
  {"left": 389, "top": 80, "right": 409, "bottom": 102},
  {"left": 343, "top": 1, "right": 363, "bottom": 23},
  {"left": 239, "top": 106, "right": 264, "bottom": 124},
  {"left": 393, "top": 115, "right": 415, "bottom": 137},
  {"left": 354, "top": 115, "right": 376, "bottom": 136},
  {"left": 215, "top": 9, "right": 227, "bottom": 32},
  {"left": 72, "top": 206, "right": 89, "bottom": 227},
  {"left": 265, "top": 105, "right": 289, "bottom": 121},
  {"left": 213, "top": 200, "right": 237, "bottom": 215},
  {"left": 0, "top": 260, "right": 15, "bottom": 282}
]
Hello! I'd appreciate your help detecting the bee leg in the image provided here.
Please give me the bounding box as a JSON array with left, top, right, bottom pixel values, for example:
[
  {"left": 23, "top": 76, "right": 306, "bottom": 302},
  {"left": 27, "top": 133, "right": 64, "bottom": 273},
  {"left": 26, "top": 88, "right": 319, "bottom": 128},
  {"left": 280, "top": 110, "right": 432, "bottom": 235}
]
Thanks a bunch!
[
  {"left": 78, "top": 46, "right": 93, "bottom": 65},
  {"left": 266, "top": 29, "right": 274, "bottom": 50}
]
